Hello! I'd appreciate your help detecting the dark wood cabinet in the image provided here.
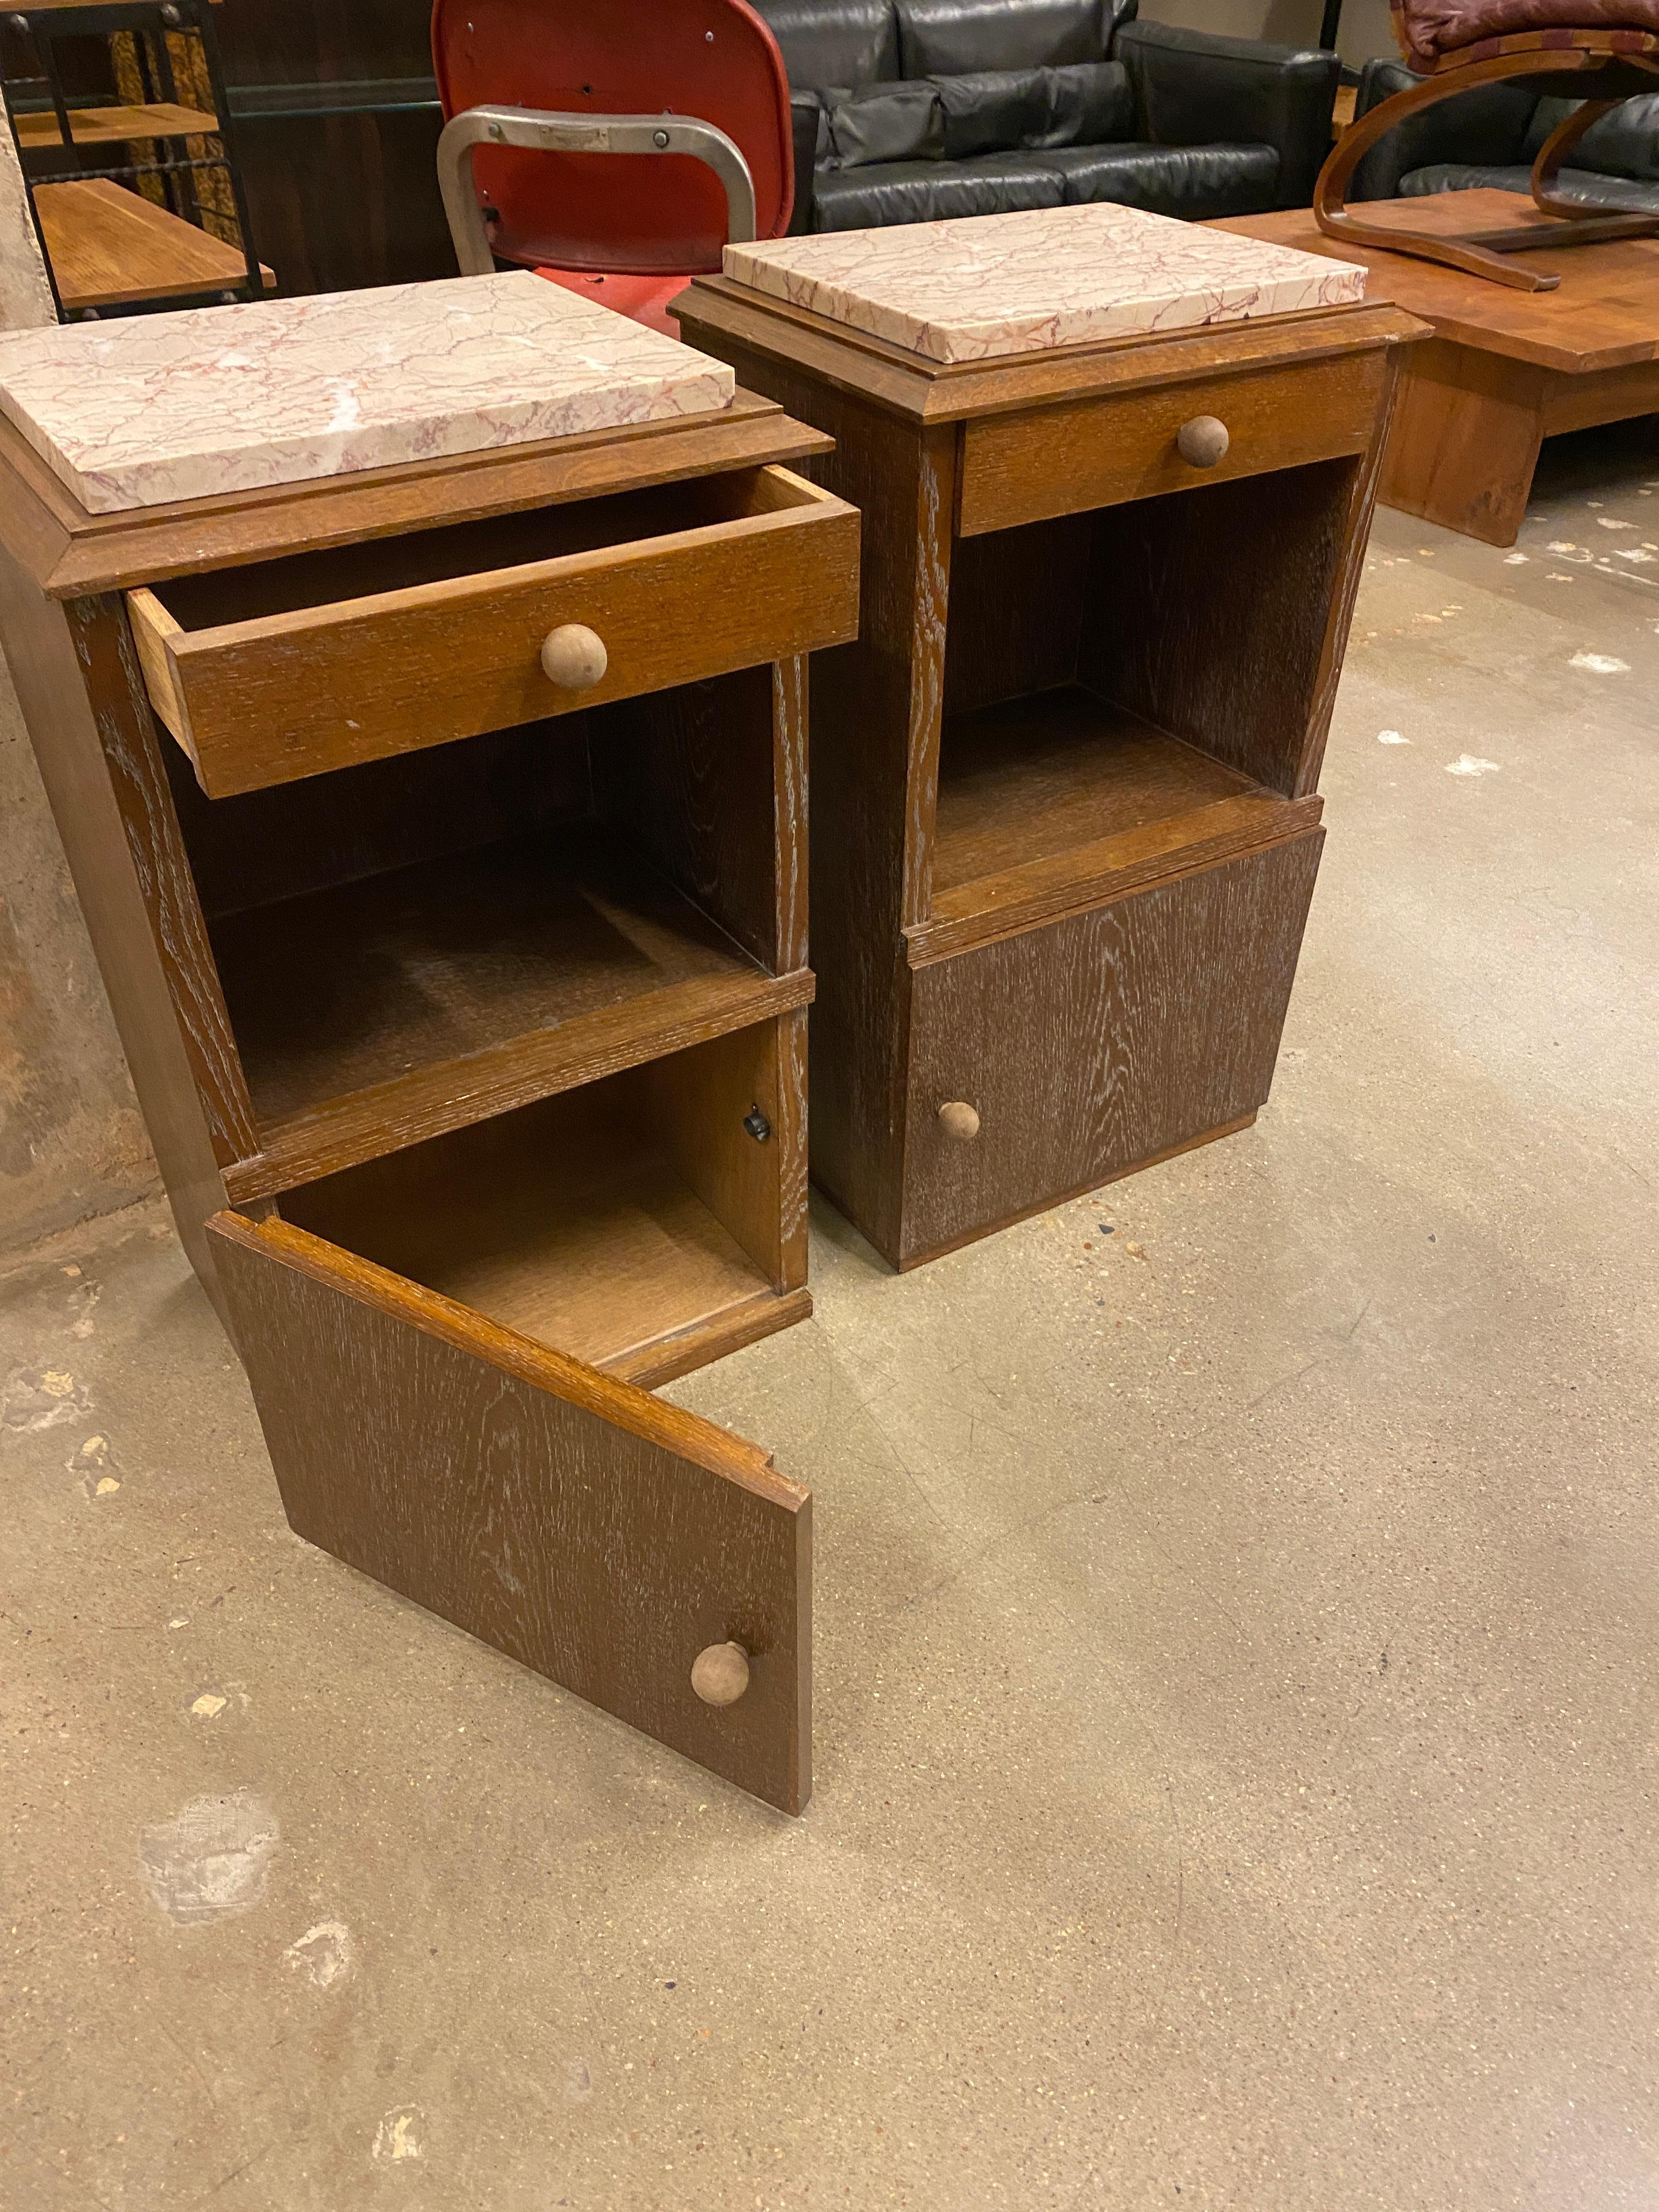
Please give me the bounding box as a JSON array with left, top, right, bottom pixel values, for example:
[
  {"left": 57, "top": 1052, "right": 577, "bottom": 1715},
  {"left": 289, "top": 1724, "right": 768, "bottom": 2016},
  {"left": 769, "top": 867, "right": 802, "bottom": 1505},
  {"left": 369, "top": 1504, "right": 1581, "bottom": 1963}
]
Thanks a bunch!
[
  {"left": 0, "top": 391, "right": 857, "bottom": 1812},
  {"left": 677, "top": 278, "right": 1421, "bottom": 1269}
]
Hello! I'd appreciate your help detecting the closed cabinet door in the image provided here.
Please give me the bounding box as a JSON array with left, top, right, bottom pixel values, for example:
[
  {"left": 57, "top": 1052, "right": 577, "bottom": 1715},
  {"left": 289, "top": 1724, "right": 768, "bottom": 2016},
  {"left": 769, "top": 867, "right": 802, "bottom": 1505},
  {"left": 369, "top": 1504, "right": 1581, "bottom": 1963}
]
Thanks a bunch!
[{"left": 209, "top": 1210, "right": 811, "bottom": 1813}]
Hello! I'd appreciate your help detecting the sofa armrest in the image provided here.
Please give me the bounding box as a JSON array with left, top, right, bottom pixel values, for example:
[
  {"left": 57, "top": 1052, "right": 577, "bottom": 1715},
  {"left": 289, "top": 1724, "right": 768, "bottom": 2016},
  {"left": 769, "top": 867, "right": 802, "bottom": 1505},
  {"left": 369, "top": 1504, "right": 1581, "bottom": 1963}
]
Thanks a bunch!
[
  {"left": 1347, "top": 55, "right": 1539, "bottom": 202},
  {"left": 788, "top": 90, "right": 823, "bottom": 234},
  {"left": 1116, "top": 20, "right": 1338, "bottom": 210}
]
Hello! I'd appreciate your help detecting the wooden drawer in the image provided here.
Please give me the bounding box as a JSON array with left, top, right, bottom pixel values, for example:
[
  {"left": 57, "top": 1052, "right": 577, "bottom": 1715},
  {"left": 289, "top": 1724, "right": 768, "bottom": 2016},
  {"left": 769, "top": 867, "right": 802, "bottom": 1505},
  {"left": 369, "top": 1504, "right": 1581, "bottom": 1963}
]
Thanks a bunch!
[
  {"left": 898, "top": 832, "right": 1323, "bottom": 1265},
  {"left": 127, "top": 464, "right": 859, "bottom": 797},
  {"left": 957, "top": 350, "right": 1386, "bottom": 537}
]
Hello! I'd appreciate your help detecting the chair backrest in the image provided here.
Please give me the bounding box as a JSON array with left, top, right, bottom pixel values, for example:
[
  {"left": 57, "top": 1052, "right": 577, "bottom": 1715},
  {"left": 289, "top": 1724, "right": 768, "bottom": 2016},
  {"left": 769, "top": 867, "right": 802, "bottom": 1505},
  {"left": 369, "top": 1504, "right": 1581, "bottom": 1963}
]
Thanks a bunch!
[{"left": 432, "top": 0, "right": 793, "bottom": 274}]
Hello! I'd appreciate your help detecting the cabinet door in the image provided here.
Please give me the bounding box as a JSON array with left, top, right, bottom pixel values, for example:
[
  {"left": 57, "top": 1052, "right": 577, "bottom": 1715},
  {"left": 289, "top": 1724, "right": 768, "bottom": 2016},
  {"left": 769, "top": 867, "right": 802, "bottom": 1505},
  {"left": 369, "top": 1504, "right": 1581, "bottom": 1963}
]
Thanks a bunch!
[{"left": 208, "top": 1211, "right": 810, "bottom": 1813}]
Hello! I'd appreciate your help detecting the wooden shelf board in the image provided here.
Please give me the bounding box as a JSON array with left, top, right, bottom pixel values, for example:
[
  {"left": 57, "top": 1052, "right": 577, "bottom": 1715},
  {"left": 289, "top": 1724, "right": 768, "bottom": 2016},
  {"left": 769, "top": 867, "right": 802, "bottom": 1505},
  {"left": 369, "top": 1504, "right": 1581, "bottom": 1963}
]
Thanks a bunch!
[
  {"left": 35, "top": 178, "right": 274, "bottom": 309},
  {"left": 281, "top": 1087, "right": 786, "bottom": 1380},
  {"left": 16, "top": 102, "right": 218, "bottom": 150},
  {"left": 913, "top": 686, "right": 1319, "bottom": 964},
  {"left": 215, "top": 826, "right": 808, "bottom": 1200}
]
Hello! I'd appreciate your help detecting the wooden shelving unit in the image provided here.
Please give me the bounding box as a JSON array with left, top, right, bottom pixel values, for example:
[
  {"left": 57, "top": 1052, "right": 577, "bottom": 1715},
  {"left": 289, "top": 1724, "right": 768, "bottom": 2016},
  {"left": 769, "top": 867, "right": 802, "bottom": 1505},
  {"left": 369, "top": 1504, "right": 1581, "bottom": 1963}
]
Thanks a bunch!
[
  {"left": 14, "top": 98, "right": 215, "bottom": 146},
  {"left": 3, "top": 0, "right": 267, "bottom": 317},
  {"left": 35, "top": 174, "right": 273, "bottom": 309}
]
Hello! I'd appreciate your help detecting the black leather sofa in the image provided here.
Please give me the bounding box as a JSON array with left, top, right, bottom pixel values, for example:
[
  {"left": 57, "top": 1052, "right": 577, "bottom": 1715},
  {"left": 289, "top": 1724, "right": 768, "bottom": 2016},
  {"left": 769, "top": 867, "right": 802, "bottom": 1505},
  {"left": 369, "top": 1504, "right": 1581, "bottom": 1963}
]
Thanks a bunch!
[
  {"left": 1350, "top": 56, "right": 1659, "bottom": 213},
  {"left": 751, "top": 0, "right": 1340, "bottom": 232}
]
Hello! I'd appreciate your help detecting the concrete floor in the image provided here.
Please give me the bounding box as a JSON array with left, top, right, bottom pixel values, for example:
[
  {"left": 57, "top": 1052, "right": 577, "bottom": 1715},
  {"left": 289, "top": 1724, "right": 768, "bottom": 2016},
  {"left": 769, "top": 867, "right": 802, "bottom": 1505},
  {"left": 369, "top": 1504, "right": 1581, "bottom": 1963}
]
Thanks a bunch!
[{"left": 4, "top": 426, "right": 1658, "bottom": 2211}]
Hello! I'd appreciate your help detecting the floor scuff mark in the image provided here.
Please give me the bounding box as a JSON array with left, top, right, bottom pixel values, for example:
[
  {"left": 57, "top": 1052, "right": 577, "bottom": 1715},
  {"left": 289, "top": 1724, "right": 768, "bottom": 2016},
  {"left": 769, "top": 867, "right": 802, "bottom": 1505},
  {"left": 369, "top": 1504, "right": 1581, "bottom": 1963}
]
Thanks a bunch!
[{"left": 137, "top": 1788, "right": 280, "bottom": 1925}]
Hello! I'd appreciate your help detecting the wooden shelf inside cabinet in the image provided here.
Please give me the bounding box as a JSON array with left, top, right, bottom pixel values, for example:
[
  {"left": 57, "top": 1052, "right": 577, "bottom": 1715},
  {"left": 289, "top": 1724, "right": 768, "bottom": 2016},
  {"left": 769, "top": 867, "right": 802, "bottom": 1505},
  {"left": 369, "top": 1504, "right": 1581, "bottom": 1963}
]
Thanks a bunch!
[
  {"left": 916, "top": 687, "right": 1322, "bottom": 964},
  {"left": 213, "top": 825, "right": 810, "bottom": 1204},
  {"left": 0, "top": 390, "right": 839, "bottom": 1815},
  {"left": 35, "top": 178, "right": 275, "bottom": 309},
  {"left": 281, "top": 1079, "right": 806, "bottom": 1391}
]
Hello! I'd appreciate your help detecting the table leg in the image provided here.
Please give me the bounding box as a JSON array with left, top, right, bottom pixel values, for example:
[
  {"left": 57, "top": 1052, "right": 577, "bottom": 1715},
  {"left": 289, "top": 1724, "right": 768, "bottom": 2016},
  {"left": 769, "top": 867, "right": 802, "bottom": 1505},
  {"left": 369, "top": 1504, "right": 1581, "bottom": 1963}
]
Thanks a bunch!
[{"left": 1380, "top": 336, "right": 1546, "bottom": 547}]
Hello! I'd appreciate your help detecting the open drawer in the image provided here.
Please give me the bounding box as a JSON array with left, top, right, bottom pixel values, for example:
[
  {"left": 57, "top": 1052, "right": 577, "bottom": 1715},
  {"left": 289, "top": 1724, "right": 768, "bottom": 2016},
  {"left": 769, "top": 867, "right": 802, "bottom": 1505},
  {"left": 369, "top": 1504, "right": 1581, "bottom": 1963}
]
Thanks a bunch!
[
  {"left": 127, "top": 464, "right": 859, "bottom": 797},
  {"left": 210, "top": 1020, "right": 812, "bottom": 1813}
]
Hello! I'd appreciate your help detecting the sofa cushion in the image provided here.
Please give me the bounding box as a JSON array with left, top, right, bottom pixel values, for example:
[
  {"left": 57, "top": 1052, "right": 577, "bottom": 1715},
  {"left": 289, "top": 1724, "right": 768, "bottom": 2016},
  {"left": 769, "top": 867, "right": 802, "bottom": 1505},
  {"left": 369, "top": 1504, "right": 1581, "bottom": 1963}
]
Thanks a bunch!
[
  {"left": 826, "top": 79, "right": 945, "bottom": 165},
  {"left": 934, "top": 66, "right": 1052, "bottom": 155},
  {"left": 1030, "top": 60, "right": 1136, "bottom": 146},
  {"left": 1033, "top": 139, "right": 1279, "bottom": 217},
  {"left": 895, "top": 0, "right": 1111, "bottom": 77},
  {"left": 751, "top": 0, "right": 901, "bottom": 92},
  {"left": 811, "top": 150, "right": 1068, "bottom": 228},
  {"left": 1542, "top": 92, "right": 1659, "bottom": 180},
  {"left": 1401, "top": 159, "right": 1659, "bottom": 208}
]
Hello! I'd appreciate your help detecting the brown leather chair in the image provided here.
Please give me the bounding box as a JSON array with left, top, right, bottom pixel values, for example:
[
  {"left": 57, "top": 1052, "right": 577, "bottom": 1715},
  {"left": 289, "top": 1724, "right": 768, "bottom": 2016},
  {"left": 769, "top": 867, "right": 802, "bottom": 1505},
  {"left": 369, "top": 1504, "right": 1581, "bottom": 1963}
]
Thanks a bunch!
[{"left": 1314, "top": 0, "right": 1659, "bottom": 286}]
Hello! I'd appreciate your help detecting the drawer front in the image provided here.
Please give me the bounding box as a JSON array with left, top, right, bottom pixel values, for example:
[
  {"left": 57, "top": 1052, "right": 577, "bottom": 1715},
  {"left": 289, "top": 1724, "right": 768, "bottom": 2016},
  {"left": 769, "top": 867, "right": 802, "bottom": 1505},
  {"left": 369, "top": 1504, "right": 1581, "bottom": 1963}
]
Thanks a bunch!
[
  {"left": 957, "top": 351, "right": 1385, "bottom": 537},
  {"left": 899, "top": 832, "right": 1322, "bottom": 1265},
  {"left": 128, "top": 467, "right": 859, "bottom": 798}
]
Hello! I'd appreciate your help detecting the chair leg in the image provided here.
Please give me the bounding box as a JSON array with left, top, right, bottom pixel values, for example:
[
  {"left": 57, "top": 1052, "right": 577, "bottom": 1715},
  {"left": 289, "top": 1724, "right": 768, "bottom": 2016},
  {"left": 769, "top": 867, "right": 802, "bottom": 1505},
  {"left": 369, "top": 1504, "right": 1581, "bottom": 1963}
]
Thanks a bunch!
[
  {"left": 1528, "top": 93, "right": 1659, "bottom": 247},
  {"left": 1314, "top": 67, "right": 1561, "bottom": 291}
]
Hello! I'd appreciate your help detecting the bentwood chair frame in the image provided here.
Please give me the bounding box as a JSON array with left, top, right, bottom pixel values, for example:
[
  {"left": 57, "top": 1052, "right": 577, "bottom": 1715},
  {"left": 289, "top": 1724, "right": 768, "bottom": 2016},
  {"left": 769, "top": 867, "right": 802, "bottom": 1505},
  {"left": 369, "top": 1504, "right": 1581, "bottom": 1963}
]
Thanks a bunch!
[{"left": 1315, "top": 31, "right": 1659, "bottom": 291}]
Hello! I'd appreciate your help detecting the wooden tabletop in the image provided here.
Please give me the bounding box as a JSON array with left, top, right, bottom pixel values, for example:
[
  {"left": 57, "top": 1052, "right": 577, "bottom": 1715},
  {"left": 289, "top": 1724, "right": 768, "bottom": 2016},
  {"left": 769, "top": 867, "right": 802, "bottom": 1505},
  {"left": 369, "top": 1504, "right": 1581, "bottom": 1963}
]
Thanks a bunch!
[{"left": 1214, "top": 193, "right": 1659, "bottom": 375}]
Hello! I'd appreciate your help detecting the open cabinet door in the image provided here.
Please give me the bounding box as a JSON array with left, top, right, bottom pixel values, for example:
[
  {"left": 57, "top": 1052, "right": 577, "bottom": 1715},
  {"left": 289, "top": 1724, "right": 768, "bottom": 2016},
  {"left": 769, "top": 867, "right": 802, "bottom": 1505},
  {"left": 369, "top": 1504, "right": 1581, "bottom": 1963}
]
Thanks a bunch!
[{"left": 208, "top": 1212, "right": 810, "bottom": 1813}]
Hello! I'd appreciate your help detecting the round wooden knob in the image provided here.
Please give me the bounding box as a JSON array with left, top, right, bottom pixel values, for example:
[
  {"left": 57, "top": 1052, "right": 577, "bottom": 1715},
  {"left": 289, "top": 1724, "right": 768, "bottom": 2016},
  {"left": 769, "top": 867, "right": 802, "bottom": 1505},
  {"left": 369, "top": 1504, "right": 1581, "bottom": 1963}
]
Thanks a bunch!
[
  {"left": 1176, "top": 415, "right": 1229, "bottom": 469},
  {"left": 937, "top": 1101, "right": 980, "bottom": 1144},
  {"left": 691, "top": 1640, "right": 750, "bottom": 1707},
  {"left": 539, "top": 623, "right": 608, "bottom": 689}
]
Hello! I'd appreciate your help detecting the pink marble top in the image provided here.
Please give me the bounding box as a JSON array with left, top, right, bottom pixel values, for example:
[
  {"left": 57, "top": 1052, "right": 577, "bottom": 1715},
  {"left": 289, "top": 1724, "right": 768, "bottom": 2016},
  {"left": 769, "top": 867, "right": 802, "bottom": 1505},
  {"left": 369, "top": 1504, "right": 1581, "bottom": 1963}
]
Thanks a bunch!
[
  {"left": 724, "top": 204, "right": 1367, "bottom": 365},
  {"left": 0, "top": 272, "right": 735, "bottom": 514}
]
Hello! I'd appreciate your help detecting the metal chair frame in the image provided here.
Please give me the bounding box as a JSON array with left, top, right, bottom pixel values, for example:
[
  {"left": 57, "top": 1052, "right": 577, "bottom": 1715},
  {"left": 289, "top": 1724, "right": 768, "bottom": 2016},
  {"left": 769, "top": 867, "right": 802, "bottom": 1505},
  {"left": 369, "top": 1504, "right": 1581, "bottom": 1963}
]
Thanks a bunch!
[{"left": 437, "top": 104, "right": 758, "bottom": 279}]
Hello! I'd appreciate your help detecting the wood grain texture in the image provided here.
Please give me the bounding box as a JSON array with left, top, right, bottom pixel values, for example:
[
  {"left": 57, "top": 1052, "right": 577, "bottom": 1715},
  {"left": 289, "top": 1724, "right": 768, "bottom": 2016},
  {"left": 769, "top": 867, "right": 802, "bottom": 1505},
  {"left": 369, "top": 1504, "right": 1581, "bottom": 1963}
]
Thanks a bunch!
[
  {"left": 897, "top": 1114, "right": 1257, "bottom": 1271},
  {"left": 1543, "top": 357, "right": 1659, "bottom": 435},
  {"left": 957, "top": 351, "right": 1384, "bottom": 537},
  {"left": 592, "top": 660, "right": 799, "bottom": 975},
  {"left": 681, "top": 278, "right": 1420, "bottom": 426},
  {"left": 634, "top": 1017, "right": 809, "bottom": 1293},
  {"left": 162, "top": 714, "right": 595, "bottom": 923},
  {"left": 224, "top": 966, "right": 813, "bottom": 1206},
  {"left": 208, "top": 823, "right": 777, "bottom": 1124},
  {"left": 36, "top": 178, "right": 274, "bottom": 311},
  {"left": 0, "top": 565, "right": 248, "bottom": 1299},
  {"left": 898, "top": 833, "right": 1324, "bottom": 1264},
  {"left": 131, "top": 469, "right": 859, "bottom": 798},
  {"left": 680, "top": 286, "right": 1407, "bottom": 1269},
  {"left": 934, "top": 689, "right": 1259, "bottom": 892},
  {"left": 208, "top": 1211, "right": 811, "bottom": 1812},
  {"left": 15, "top": 101, "right": 219, "bottom": 149},
  {"left": 674, "top": 306, "right": 952, "bottom": 1260},
  {"left": 1380, "top": 335, "right": 1546, "bottom": 547},
  {"left": 0, "top": 393, "right": 834, "bottom": 602},
  {"left": 1080, "top": 459, "right": 1364, "bottom": 800},
  {"left": 914, "top": 686, "right": 1323, "bottom": 961},
  {"left": 276, "top": 1071, "right": 789, "bottom": 1376},
  {"left": 941, "top": 516, "right": 1092, "bottom": 718},
  {"left": 1216, "top": 196, "right": 1659, "bottom": 375}
]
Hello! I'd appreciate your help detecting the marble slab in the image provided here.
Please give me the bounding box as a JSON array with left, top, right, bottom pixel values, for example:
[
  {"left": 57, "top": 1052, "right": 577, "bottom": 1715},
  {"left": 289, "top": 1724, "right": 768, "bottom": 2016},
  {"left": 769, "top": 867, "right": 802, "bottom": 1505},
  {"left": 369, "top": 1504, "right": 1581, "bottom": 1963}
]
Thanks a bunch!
[
  {"left": 724, "top": 204, "right": 1366, "bottom": 365},
  {"left": 0, "top": 271, "right": 735, "bottom": 514}
]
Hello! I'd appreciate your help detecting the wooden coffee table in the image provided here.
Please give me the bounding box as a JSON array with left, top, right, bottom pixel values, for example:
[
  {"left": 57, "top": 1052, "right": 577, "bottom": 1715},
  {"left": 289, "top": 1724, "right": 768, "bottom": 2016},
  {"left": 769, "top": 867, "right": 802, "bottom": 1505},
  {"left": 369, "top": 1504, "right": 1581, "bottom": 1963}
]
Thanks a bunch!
[{"left": 1217, "top": 191, "right": 1659, "bottom": 546}]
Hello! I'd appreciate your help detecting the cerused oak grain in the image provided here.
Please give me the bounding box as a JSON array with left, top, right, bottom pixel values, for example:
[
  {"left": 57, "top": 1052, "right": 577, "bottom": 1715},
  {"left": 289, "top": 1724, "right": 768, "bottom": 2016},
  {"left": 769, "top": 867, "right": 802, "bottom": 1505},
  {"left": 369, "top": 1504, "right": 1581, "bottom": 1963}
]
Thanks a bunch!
[
  {"left": 0, "top": 399, "right": 853, "bottom": 1809},
  {"left": 676, "top": 281, "right": 1422, "bottom": 1267}
]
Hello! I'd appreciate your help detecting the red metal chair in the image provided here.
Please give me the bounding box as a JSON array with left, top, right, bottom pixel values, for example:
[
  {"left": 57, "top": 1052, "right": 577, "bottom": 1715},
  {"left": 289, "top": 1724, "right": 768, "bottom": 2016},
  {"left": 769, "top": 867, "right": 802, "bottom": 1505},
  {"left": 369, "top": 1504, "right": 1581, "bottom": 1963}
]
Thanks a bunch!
[{"left": 432, "top": 0, "right": 794, "bottom": 334}]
